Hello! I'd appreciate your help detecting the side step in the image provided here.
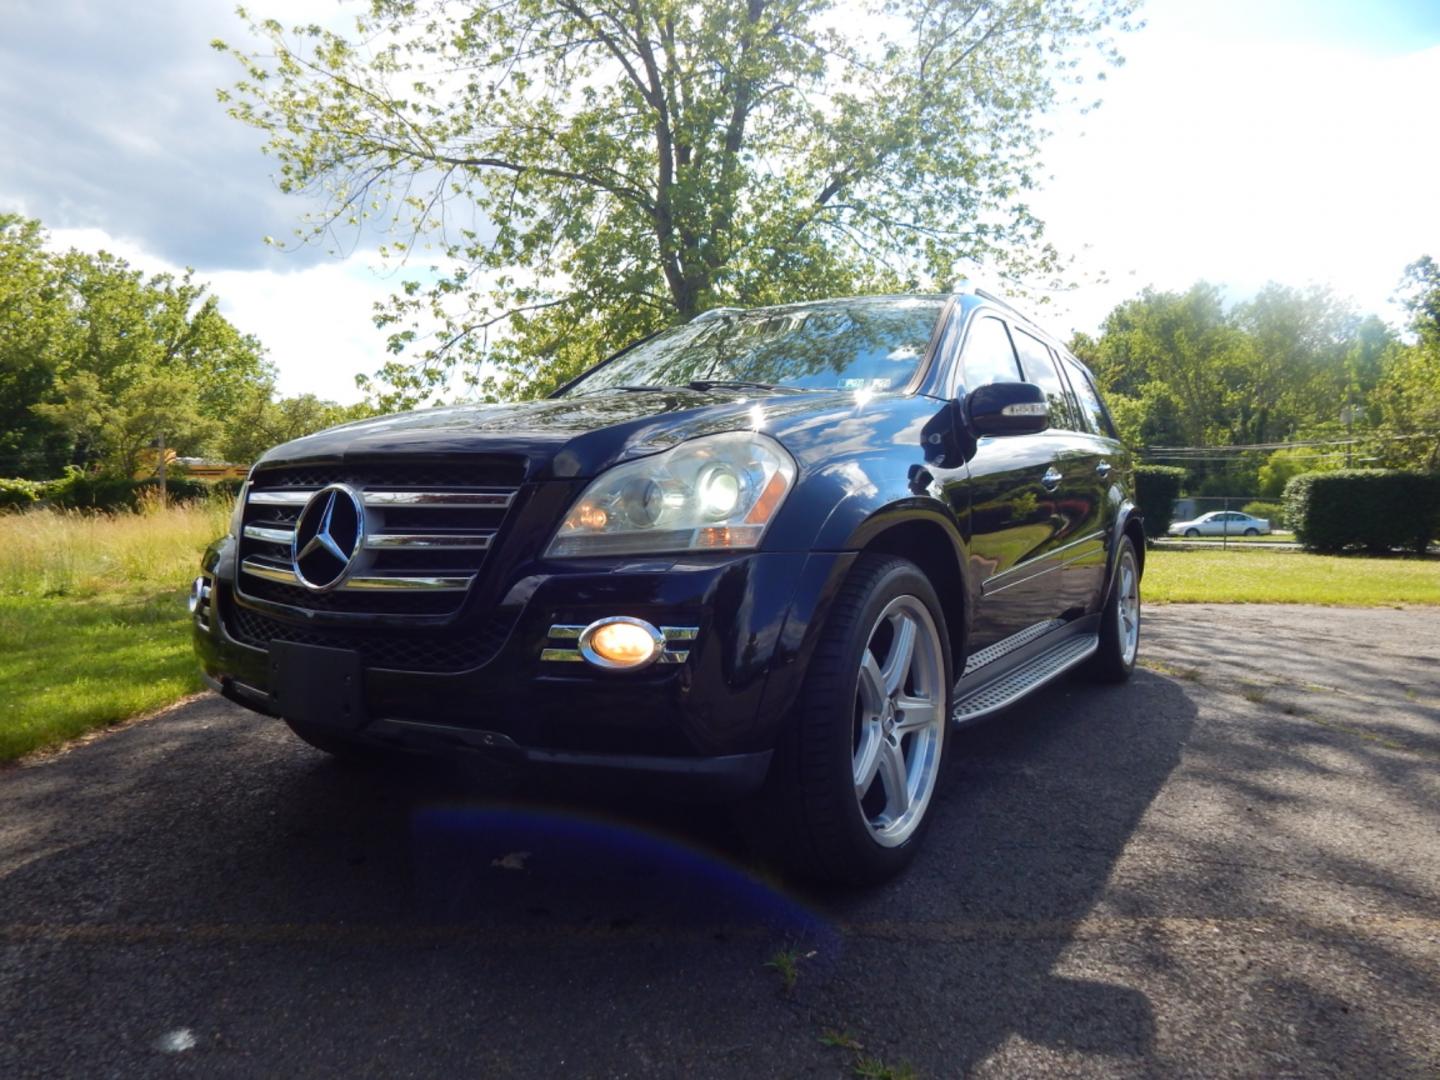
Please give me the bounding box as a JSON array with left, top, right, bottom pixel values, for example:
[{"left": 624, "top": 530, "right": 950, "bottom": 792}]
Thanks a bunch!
[{"left": 952, "top": 634, "right": 1099, "bottom": 724}]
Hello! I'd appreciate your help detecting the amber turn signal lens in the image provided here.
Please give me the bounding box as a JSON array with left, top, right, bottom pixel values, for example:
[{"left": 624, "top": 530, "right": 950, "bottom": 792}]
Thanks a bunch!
[{"left": 585, "top": 620, "right": 661, "bottom": 668}]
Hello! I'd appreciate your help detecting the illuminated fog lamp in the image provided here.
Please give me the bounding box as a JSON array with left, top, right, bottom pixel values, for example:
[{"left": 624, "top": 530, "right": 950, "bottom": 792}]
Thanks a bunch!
[{"left": 578, "top": 616, "right": 664, "bottom": 670}]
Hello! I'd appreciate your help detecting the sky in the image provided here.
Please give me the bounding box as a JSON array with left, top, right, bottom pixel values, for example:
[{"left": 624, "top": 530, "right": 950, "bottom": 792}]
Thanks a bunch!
[{"left": 2, "top": 0, "right": 1437, "bottom": 405}]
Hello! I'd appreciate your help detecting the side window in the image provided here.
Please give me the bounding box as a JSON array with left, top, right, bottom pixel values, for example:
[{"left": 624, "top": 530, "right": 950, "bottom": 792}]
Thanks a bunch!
[
  {"left": 1063, "top": 357, "right": 1119, "bottom": 439},
  {"left": 1012, "top": 328, "right": 1079, "bottom": 431},
  {"left": 960, "top": 316, "right": 1023, "bottom": 388}
]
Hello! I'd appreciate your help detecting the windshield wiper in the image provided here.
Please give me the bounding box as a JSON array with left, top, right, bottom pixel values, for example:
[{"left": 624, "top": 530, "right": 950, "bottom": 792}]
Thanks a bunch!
[
  {"left": 684, "top": 379, "right": 805, "bottom": 394},
  {"left": 576, "top": 384, "right": 678, "bottom": 395}
]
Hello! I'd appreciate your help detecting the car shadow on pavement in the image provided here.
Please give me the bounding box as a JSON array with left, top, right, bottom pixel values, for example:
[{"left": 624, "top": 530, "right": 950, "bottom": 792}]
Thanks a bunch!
[{"left": 0, "top": 670, "right": 1198, "bottom": 1076}]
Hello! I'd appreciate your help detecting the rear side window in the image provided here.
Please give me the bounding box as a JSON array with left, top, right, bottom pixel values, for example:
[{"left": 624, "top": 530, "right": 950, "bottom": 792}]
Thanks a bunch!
[
  {"left": 1012, "top": 328, "right": 1080, "bottom": 431},
  {"left": 1062, "top": 357, "right": 1119, "bottom": 439},
  {"left": 960, "top": 316, "right": 1022, "bottom": 388}
]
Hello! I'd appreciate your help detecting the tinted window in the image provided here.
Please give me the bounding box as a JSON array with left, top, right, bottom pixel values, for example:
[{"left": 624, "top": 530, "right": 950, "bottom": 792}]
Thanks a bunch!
[
  {"left": 1063, "top": 357, "right": 1118, "bottom": 438},
  {"left": 564, "top": 297, "right": 945, "bottom": 395},
  {"left": 1012, "top": 328, "right": 1079, "bottom": 431},
  {"left": 960, "top": 316, "right": 1022, "bottom": 387}
]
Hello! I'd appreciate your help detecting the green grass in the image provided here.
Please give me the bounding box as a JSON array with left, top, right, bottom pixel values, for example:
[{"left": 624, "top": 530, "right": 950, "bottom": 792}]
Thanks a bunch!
[
  {"left": 0, "top": 501, "right": 229, "bottom": 762},
  {"left": 1144, "top": 548, "right": 1440, "bottom": 605}
]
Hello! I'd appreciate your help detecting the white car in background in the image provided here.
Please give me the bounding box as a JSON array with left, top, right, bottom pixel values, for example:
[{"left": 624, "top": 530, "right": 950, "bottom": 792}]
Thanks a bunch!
[{"left": 1168, "top": 511, "right": 1271, "bottom": 537}]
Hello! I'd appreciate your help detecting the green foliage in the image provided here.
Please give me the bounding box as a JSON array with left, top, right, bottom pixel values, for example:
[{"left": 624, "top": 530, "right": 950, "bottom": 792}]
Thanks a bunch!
[
  {"left": 0, "top": 477, "right": 45, "bottom": 511},
  {"left": 40, "top": 467, "right": 213, "bottom": 512},
  {"left": 216, "top": 0, "right": 1141, "bottom": 405},
  {"left": 1135, "top": 465, "right": 1187, "bottom": 538},
  {"left": 1145, "top": 548, "right": 1440, "bottom": 605},
  {"left": 1257, "top": 447, "right": 1344, "bottom": 498},
  {"left": 1241, "top": 500, "right": 1285, "bottom": 529},
  {"left": 1284, "top": 470, "right": 1440, "bottom": 555},
  {"left": 219, "top": 392, "right": 379, "bottom": 464}
]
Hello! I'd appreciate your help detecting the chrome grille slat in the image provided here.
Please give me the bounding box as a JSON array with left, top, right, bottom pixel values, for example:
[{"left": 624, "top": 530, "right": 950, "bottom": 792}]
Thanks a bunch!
[
  {"left": 363, "top": 533, "right": 494, "bottom": 550},
  {"left": 249, "top": 490, "right": 313, "bottom": 506},
  {"left": 243, "top": 524, "right": 295, "bottom": 545},
  {"left": 240, "top": 557, "right": 474, "bottom": 593},
  {"left": 363, "top": 490, "right": 515, "bottom": 509}
]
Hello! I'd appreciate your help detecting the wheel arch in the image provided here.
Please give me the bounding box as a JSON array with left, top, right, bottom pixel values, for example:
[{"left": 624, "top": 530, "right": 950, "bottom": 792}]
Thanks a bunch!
[{"left": 851, "top": 515, "right": 969, "bottom": 672}]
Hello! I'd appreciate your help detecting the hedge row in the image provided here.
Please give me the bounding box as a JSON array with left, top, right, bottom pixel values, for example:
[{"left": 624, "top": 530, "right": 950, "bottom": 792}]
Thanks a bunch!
[
  {"left": 1283, "top": 470, "right": 1440, "bottom": 555},
  {"left": 0, "top": 471, "right": 234, "bottom": 512},
  {"left": 1135, "top": 465, "right": 1187, "bottom": 538}
]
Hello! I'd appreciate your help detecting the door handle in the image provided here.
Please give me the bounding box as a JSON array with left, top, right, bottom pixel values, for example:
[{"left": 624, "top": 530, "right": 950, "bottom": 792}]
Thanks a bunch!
[
  {"left": 1041, "top": 466, "right": 1062, "bottom": 490},
  {"left": 1096, "top": 460, "right": 1112, "bottom": 477}
]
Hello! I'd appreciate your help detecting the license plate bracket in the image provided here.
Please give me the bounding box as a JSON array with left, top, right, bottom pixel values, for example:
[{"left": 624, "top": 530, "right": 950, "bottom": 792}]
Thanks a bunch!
[{"left": 269, "top": 641, "right": 366, "bottom": 732}]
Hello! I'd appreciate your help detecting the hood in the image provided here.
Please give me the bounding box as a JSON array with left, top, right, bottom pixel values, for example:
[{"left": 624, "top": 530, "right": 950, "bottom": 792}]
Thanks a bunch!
[{"left": 257, "top": 387, "right": 945, "bottom": 480}]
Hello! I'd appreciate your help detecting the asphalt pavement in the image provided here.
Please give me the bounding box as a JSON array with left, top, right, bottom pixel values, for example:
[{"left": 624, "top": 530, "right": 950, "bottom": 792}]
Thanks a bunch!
[{"left": 2, "top": 605, "right": 1438, "bottom": 1078}]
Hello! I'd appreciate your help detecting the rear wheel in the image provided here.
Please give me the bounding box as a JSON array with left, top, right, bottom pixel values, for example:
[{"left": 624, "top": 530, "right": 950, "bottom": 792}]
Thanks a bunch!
[
  {"left": 1081, "top": 537, "right": 1141, "bottom": 683},
  {"left": 756, "top": 555, "right": 952, "bottom": 885},
  {"left": 1244, "top": 527, "right": 1259, "bottom": 537}
]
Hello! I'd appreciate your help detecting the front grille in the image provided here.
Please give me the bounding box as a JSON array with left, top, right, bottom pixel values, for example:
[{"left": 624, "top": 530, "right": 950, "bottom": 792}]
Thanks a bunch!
[
  {"left": 235, "top": 458, "right": 525, "bottom": 617},
  {"left": 224, "top": 595, "right": 518, "bottom": 673}
]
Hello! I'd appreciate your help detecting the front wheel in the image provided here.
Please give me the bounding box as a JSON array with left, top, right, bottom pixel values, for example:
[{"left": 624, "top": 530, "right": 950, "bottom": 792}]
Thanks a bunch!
[
  {"left": 1184, "top": 528, "right": 1199, "bottom": 538},
  {"left": 755, "top": 555, "right": 952, "bottom": 885},
  {"left": 1081, "top": 537, "right": 1141, "bottom": 683}
]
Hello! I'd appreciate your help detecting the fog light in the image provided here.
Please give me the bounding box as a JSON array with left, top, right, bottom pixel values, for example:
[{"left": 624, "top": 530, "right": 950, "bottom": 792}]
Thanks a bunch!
[
  {"left": 187, "top": 576, "right": 206, "bottom": 614},
  {"left": 578, "top": 617, "right": 664, "bottom": 670}
]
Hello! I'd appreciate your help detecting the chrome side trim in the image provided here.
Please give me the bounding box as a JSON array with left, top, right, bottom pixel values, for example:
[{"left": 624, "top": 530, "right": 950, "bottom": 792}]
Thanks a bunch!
[
  {"left": 540, "top": 648, "right": 583, "bottom": 662},
  {"left": 249, "top": 490, "right": 314, "bottom": 506},
  {"left": 363, "top": 533, "right": 495, "bottom": 550},
  {"left": 548, "top": 625, "right": 584, "bottom": 640},
  {"left": 243, "top": 524, "right": 295, "bottom": 545},
  {"left": 962, "top": 618, "right": 1066, "bottom": 677},
  {"left": 362, "top": 490, "right": 516, "bottom": 509},
  {"left": 660, "top": 626, "right": 698, "bottom": 642},
  {"left": 240, "top": 557, "right": 473, "bottom": 592},
  {"left": 981, "top": 529, "right": 1107, "bottom": 594}
]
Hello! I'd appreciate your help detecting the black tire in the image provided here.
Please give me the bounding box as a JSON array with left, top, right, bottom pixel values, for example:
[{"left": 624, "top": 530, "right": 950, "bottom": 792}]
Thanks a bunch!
[
  {"left": 1244, "top": 528, "right": 1259, "bottom": 537},
  {"left": 752, "top": 554, "right": 953, "bottom": 886},
  {"left": 283, "top": 717, "right": 386, "bottom": 765},
  {"left": 1081, "top": 537, "right": 1141, "bottom": 683},
  {"left": 1184, "top": 528, "right": 1199, "bottom": 538}
]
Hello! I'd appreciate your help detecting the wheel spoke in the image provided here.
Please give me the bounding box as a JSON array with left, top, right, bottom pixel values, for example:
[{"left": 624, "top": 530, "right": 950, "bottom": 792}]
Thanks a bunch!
[
  {"left": 876, "top": 738, "right": 911, "bottom": 819},
  {"left": 853, "top": 720, "right": 882, "bottom": 795},
  {"left": 858, "top": 650, "right": 886, "bottom": 717},
  {"left": 881, "top": 614, "right": 917, "bottom": 695},
  {"left": 892, "top": 695, "right": 940, "bottom": 734}
]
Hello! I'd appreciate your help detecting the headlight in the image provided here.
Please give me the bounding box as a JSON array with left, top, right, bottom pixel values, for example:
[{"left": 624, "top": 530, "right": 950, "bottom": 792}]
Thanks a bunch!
[
  {"left": 546, "top": 431, "right": 796, "bottom": 557},
  {"left": 229, "top": 482, "right": 249, "bottom": 538}
]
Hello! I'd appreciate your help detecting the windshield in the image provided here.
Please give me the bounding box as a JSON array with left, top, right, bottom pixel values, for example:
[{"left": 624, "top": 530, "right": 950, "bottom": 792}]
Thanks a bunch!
[{"left": 562, "top": 297, "right": 946, "bottom": 396}]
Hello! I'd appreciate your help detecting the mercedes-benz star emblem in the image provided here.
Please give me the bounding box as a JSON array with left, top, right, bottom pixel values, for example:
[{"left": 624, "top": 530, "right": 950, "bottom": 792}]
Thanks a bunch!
[{"left": 291, "top": 484, "right": 365, "bottom": 591}]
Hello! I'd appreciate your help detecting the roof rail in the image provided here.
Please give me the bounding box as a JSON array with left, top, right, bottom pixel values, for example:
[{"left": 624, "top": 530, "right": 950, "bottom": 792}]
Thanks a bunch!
[
  {"left": 691, "top": 306, "right": 746, "bottom": 323},
  {"left": 970, "top": 287, "right": 1032, "bottom": 324}
]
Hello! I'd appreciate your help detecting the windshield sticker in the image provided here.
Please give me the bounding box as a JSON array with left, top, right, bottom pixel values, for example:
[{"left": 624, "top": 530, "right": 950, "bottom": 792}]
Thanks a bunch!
[{"left": 839, "top": 377, "right": 895, "bottom": 391}]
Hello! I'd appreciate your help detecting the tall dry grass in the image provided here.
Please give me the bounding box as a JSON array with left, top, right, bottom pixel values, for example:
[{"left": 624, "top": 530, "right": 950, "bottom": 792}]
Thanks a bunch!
[{"left": 0, "top": 497, "right": 232, "bottom": 598}]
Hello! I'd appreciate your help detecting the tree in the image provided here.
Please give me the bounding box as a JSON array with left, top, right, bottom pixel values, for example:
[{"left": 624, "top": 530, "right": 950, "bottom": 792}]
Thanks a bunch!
[
  {"left": 1373, "top": 256, "right": 1440, "bottom": 470},
  {"left": 221, "top": 391, "right": 379, "bottom": 464},
  {"left": 216, "top": 0, "right": 1140, "bottom": 403},
  {"left": 34, "top": 370, "right": 218, "bottom": 479},
  {"left": 0, "top": 215, "right": 276, "bottom": 478},
  {"left": 0, "top": 215, "right": 72, "bottom": 478}
]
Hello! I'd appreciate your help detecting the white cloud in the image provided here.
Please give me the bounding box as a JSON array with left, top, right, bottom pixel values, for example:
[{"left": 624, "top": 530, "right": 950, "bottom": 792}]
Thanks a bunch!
[
  {"left": 1029, "top": 20, "right": 1440, "bottom": 336},
  {"left": 48, "top": 226, "right": 393, "bottom": 404}
]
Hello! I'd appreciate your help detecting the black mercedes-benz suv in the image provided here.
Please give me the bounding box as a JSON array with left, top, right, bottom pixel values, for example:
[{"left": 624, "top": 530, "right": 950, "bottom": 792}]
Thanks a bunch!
[{"left": 192, "top": 288, "right": 1143, "bottom": 883}]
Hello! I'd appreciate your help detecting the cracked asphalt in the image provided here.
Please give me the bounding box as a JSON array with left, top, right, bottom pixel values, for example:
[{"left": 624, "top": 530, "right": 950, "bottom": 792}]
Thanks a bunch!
[{"left": 2, "top": 605, "right": 1438, "bottom": 1077}]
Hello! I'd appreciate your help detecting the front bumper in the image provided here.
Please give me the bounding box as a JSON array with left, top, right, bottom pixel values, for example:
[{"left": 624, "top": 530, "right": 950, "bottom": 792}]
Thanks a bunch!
[{"left": 195, "top": 540, "right": 853, "bottom": 795}]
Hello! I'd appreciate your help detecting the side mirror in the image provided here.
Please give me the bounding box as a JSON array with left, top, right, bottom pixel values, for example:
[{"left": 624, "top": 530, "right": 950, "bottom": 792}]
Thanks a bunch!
[{"left": 965, "top": 381, "right": 1049, "bottom": 437}]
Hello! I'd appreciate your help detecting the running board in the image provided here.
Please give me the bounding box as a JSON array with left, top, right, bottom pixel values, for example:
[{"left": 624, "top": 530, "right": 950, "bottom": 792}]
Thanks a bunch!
[{"left": 952, "top": 634, "right": 1099, "bottom": 723}]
